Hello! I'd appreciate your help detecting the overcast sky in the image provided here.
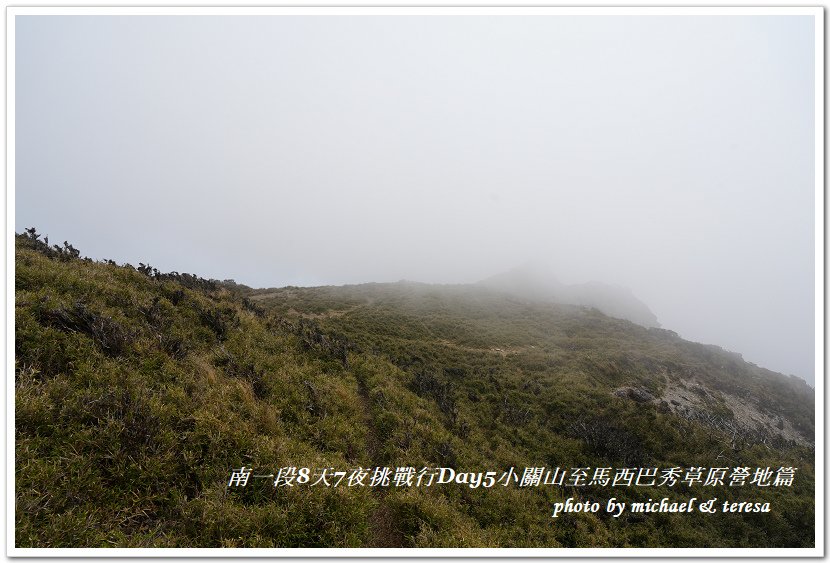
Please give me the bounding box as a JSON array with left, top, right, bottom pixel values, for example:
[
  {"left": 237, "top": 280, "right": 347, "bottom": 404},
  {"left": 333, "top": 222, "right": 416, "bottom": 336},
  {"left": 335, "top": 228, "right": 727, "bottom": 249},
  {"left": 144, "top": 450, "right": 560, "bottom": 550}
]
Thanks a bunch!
[{"left": 15, "top": 14, "right": 817, "bottom": 384}]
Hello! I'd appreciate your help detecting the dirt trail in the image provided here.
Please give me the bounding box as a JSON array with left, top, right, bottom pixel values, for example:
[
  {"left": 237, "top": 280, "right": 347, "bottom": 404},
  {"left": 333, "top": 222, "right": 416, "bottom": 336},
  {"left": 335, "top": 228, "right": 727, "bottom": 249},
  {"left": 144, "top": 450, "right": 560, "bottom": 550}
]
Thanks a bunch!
[
  {"left": 435, "top": 339, "right": 536, "bottom": 357},
  {"left": 354, "top": 371, "right": 406, "bottom": 548}
]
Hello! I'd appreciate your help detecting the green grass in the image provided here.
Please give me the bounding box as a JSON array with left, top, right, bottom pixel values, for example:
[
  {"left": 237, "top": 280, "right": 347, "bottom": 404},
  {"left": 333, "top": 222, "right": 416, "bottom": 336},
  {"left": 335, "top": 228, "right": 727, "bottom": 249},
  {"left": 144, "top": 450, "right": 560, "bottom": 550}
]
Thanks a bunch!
[{"left": 15, "top": 232, "right": 815, "bottom": 548}]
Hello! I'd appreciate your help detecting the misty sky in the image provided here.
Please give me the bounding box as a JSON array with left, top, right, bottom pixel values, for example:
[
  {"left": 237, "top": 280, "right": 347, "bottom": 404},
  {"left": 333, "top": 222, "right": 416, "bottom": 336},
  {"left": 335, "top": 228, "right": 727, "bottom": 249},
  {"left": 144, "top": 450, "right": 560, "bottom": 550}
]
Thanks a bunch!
[{"left": 15, "top": 14, "right": 817, "bottom": 383}]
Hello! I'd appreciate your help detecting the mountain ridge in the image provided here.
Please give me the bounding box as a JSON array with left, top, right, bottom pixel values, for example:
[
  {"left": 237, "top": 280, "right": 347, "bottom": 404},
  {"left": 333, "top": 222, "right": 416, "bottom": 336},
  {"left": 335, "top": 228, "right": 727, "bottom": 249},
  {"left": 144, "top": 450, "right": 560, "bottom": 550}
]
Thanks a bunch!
[{"left": 479, "top": 265, "right": 661, "bottom": 328}]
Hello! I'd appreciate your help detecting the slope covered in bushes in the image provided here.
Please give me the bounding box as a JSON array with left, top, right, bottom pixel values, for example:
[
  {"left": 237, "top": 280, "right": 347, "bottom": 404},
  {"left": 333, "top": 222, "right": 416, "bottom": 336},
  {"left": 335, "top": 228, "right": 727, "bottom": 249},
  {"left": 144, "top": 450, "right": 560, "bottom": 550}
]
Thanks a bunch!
[{"left": 15, "top": 231, "right": 815, "bottom": 548}]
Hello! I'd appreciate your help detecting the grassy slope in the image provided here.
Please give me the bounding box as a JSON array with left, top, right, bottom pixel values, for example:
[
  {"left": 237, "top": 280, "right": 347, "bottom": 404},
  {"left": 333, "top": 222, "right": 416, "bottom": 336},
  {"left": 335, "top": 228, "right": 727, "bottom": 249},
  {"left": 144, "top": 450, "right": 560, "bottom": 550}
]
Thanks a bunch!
[{"left": 15, "top": 234, "right": 815, "bottom": 548}]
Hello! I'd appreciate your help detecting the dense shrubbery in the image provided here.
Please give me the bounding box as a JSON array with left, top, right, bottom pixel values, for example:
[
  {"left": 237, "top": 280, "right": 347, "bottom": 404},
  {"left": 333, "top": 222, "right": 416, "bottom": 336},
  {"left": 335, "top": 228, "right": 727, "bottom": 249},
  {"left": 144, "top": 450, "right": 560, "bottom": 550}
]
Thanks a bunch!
[{"left": 15, "top": 231, "right": 814, "bottom": 548}]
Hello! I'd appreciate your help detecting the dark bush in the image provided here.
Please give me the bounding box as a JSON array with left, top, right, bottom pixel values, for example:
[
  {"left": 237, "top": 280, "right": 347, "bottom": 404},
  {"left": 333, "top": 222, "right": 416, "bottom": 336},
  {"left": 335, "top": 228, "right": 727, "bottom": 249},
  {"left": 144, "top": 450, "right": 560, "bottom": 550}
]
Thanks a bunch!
[
  {"left": 568, "top": 415, "right": 645, "bottom": 465},
  {"left": 411, "top": 370, "right": 458, "bottom": 425},
  {"left": 296, "top": 318, "right": 351, "bottom": 367},
  {"left": 214, "top": 347, "right": 267, "bottom": 399},
  {"left": 196, "top": 304, "right": 238, "bottom": 341},
  {"left": 37, "top": 301, "right": 132, "bottom": 356},
  {"left": 241, "top": 297, "right": 266, "bottom": 318}
]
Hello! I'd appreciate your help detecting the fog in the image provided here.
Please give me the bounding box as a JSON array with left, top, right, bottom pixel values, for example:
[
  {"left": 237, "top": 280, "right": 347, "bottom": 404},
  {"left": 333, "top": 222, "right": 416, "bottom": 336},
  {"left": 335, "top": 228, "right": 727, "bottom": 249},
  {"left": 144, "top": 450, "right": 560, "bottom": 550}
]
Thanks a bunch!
[{"left": 15, "top": 14, "right": 817, "bottom": 384}]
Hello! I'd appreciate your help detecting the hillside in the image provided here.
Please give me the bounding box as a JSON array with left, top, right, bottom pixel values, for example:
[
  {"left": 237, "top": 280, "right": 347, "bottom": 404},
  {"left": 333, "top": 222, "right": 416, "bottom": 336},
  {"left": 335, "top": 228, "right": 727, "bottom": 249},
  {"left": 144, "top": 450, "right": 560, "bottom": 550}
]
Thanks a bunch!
[
  {"left": 480, "top": 265, "right": 661, "bottom": 328},
  {"left": 15, "top": 230, "right": 815, "bottom": 548}
]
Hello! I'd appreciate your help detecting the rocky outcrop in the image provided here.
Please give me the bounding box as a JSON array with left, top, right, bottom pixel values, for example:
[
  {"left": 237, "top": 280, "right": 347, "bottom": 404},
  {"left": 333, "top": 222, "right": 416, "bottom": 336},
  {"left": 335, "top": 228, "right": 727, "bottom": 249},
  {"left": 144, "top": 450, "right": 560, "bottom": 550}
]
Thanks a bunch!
[{"left": 613, "top": 380, "right": 812, "bottom": 449}]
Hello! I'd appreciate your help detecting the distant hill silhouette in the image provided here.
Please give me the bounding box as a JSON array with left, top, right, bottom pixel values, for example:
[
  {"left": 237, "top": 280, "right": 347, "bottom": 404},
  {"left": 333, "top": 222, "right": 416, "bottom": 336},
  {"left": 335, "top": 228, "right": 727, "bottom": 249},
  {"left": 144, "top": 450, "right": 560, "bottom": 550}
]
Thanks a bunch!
[{"left": 480, "top": 265, "right": 660, "bottom": 328}]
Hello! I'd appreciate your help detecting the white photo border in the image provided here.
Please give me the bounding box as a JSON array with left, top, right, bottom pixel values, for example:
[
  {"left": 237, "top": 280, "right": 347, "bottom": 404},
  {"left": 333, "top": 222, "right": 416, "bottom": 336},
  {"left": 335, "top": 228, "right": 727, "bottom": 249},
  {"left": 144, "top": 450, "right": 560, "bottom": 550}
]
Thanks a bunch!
[{"left": 5, "top": 5, "right": 824, "bottom": 559}]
